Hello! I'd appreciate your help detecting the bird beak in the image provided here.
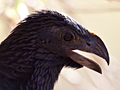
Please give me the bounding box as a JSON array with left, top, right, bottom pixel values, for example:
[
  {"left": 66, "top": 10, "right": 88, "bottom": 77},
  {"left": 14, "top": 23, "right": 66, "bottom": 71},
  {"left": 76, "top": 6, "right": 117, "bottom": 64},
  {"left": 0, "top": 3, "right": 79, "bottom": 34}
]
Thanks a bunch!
[{"left": 67, "top": 34, "right": 109, "bottom": 74}]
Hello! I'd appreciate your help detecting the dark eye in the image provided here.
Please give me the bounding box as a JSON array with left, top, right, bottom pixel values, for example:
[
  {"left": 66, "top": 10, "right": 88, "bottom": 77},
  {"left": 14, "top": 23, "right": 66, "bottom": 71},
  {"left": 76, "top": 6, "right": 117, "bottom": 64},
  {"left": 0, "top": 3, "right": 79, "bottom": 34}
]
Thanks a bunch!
[{"left": 63, "top": 33, "right": 73, "bottom": 41}]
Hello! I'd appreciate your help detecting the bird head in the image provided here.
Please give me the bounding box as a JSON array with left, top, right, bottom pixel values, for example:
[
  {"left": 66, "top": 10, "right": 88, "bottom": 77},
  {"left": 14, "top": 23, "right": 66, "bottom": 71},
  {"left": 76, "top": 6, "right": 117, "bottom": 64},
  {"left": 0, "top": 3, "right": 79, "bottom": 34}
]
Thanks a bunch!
[
  {"left": 1, "top": 10, "right": 109, "bottom": 75},
  {"left": 22, "top": 10, "right": 109, "bottom": 74}
]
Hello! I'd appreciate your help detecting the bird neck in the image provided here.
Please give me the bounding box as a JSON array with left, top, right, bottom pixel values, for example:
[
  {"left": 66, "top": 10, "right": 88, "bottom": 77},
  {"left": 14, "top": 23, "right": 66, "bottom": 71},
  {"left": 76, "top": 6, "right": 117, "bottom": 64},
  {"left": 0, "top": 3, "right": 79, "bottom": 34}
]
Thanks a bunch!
[{"left": 27, "top": 60, "right": 64, "bottom": 90}]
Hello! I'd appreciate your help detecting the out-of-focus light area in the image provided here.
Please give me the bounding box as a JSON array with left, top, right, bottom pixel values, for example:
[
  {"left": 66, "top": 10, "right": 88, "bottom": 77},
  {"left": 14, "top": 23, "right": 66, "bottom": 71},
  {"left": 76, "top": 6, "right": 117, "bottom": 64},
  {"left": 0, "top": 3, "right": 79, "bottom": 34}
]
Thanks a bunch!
[{"left": 0, "top": 0, "right": 120, "bottom": 90}]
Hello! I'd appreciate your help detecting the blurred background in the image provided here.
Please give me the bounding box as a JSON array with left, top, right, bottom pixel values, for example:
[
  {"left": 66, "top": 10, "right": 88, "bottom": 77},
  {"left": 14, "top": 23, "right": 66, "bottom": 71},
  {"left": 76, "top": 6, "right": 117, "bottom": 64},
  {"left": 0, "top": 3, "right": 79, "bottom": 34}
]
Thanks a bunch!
[{"left": 0, "top": 0, "right": 120, "bottom": 90}]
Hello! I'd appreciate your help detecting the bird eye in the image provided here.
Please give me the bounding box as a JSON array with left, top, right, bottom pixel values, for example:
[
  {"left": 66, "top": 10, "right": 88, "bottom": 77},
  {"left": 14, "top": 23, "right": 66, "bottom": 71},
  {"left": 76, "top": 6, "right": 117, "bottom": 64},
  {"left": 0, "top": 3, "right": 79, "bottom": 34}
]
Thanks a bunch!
[{"left": 63, "top": 33, "right": 73, "bottom": 41}]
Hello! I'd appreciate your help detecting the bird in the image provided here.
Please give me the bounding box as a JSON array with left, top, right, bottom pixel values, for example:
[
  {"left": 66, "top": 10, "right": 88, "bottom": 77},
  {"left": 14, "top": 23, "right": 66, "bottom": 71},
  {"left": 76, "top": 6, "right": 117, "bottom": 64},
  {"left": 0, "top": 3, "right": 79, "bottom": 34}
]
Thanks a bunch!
[{"left": 0, "top": 10, "right": 109, "bottom": 90}]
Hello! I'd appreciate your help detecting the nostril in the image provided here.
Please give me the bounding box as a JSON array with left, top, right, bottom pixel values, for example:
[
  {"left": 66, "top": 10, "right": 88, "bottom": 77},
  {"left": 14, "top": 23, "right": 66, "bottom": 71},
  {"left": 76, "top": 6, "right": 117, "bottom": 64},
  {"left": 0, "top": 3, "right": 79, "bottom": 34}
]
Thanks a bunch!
[{"left": 86, "top": 42, "right": 91, "bottom": 46}]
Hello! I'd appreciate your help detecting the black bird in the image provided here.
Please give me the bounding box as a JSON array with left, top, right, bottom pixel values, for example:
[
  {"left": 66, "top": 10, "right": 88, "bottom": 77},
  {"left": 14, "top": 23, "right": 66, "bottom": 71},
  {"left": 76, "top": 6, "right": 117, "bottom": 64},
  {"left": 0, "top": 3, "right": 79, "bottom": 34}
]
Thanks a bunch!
[{"left": 0, "top": 10, "right": 109, "bottom": 90}]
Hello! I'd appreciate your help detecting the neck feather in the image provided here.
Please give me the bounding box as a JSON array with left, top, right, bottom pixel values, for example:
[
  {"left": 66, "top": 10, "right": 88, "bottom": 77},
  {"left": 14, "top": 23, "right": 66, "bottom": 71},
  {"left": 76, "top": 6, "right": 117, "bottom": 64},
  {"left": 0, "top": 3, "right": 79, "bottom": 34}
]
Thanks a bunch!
[{"left": 26, "top": 59, "right": 64, "bottom": 90}]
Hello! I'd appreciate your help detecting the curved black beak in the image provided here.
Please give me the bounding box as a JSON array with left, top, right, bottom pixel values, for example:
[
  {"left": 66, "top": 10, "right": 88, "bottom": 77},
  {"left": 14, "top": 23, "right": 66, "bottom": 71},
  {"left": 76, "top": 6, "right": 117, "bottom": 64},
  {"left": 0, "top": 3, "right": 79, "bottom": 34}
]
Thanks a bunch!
[
  {"left": 84, "top": 34, "right": 109, "bottom": 65},
  {"left": 67, "top": 32, "right": 109, "bottom": 74}
]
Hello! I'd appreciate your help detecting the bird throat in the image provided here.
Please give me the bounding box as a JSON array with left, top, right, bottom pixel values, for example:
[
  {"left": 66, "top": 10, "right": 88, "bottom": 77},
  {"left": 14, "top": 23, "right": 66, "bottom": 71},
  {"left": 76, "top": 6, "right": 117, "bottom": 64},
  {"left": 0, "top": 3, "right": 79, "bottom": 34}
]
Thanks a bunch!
[{"left": 27, "top": 60, "right": 63, "bottom": 90}]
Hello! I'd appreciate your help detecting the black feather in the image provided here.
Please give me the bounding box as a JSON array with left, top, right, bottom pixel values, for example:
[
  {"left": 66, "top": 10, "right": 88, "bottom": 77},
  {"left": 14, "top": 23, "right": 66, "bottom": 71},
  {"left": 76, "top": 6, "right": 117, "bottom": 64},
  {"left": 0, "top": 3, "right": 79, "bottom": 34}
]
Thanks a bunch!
[{"left": 0, "top": 10, "right": 84, "bottom": 90}]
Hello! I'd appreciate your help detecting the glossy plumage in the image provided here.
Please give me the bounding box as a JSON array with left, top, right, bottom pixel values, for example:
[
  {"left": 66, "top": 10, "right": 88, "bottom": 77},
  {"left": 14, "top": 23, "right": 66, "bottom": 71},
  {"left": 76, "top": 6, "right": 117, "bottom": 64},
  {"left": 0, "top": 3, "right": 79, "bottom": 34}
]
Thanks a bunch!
[{"left": 0, "top": 10, "right": 109, "bottom": 90}]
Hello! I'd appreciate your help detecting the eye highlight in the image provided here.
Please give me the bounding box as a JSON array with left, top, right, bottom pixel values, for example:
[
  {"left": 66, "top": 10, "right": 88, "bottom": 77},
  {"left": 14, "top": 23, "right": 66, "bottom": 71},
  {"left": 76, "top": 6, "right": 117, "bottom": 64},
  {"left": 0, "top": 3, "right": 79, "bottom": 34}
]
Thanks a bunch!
[{"left": 63, "top": 33, "right": 73, "bottom": 41}]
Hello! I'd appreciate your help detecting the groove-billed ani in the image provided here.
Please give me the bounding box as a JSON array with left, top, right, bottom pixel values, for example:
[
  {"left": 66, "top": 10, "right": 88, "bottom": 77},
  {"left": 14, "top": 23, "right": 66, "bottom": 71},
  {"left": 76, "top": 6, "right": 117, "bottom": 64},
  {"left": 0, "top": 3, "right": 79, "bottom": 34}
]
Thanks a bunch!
[{"left": 0, "top": 10, "right": 109, "bottom": 90}]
